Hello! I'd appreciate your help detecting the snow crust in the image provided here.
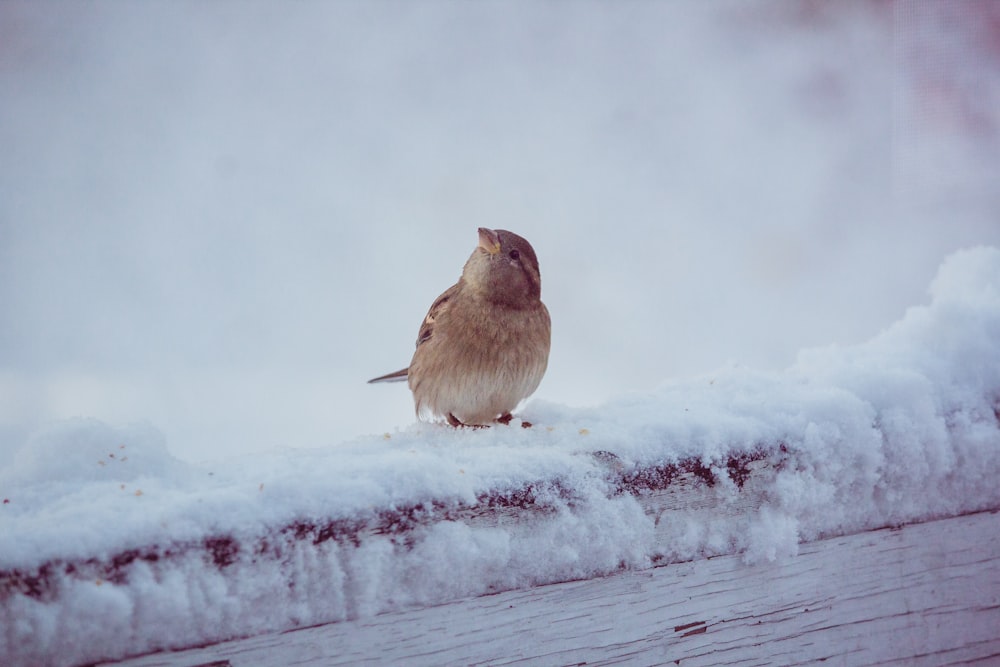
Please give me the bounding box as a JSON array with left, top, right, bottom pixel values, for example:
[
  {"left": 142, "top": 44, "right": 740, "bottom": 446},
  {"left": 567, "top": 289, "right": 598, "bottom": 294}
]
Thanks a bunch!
[{"left": 2, "top": 247, "right": 1000, "bottom": 667}]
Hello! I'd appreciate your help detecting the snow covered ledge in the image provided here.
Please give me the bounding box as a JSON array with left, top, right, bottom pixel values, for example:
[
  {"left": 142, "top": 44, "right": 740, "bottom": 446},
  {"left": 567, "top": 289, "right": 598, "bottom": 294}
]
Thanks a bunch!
[{"left": 3, "top": 247, "right": 1000, "bottom": 667}]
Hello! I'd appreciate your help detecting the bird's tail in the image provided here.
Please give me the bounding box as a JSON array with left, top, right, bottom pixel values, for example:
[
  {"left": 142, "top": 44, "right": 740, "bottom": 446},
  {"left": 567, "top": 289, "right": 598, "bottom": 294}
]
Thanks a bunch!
[{"left": 367, "top": 368, "right": 409, "bottom": 384}]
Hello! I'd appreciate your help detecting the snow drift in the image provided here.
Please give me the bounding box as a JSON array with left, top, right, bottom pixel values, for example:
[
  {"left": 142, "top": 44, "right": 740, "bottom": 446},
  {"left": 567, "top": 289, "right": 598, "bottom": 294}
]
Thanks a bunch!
[{"left": 2, "top": 246, "right": 1000, "bottom": 667}]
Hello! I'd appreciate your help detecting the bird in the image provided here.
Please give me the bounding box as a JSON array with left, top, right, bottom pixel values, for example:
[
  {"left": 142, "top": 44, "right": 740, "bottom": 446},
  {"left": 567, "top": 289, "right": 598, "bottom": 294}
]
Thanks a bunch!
[{"left": 369, "top": 227, "right": 551, "bottom": 428}]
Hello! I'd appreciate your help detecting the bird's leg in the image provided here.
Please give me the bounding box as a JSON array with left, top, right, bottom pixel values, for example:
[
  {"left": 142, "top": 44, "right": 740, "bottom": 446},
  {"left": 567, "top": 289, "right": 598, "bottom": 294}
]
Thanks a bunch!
[{"left": 447, "top": 413, "right": 488, "bottom": 429}]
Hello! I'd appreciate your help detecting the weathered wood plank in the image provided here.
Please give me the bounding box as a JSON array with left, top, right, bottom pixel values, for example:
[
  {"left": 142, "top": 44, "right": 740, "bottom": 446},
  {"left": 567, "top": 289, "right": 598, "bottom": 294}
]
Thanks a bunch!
[{"left": 104, "top": 509, "right": 1000, "bottom": 667}]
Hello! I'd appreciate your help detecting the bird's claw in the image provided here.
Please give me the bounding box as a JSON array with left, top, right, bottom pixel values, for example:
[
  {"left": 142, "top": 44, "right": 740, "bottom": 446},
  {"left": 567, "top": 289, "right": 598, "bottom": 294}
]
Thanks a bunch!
[{"left": 446, "top": 412, "right": 533, "bottom": 429}]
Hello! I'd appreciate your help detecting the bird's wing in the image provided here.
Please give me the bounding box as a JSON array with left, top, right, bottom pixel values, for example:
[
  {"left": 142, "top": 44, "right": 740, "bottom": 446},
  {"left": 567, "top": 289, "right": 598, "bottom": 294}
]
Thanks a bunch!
[
  {"left": 416, "top": 282, "right": 460, "bottom": 348},
  {"left": 368, "top": 282, "right": 461, "bottom": 385}
]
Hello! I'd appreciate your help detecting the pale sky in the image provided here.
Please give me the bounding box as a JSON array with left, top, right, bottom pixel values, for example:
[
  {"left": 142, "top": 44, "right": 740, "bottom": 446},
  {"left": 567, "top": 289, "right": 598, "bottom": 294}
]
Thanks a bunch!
[{"left": 2, "top": 1, "right": 998, "bottom": 463}]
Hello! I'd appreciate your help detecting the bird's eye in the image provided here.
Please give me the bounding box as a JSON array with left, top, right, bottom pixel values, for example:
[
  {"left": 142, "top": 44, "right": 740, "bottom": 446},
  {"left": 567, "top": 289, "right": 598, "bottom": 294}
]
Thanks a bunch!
[{"left": 509, "top": 249, "right": 520, "bottom": 261}]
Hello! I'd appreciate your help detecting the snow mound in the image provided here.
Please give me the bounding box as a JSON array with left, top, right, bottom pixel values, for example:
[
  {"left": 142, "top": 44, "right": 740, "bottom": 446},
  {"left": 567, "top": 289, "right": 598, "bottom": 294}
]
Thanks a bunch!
[
  {"left": 2, "top": 247, "right": 999, "bottom": 667},
  {"left": 4, "top": 418, "right": 185, "bottom": 486}
]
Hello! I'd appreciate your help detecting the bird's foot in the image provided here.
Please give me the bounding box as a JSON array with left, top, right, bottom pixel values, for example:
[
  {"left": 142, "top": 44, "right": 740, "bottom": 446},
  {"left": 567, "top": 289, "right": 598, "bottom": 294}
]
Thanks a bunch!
[
  {"left": 446, "top": 413, "right": 532, "bottom": 429},
  {"left": 498, "top": 413, "right": 532, "bottom": 428},
  {"left": 447, "top": 413, "right": 488, "bottom": 429}
]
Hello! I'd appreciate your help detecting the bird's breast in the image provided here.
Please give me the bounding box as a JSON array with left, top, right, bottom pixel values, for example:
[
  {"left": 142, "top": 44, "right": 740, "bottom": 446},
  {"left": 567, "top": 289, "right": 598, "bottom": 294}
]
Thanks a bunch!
[{"left": 409, "top": 301, "right": 550, "bottom": 424}]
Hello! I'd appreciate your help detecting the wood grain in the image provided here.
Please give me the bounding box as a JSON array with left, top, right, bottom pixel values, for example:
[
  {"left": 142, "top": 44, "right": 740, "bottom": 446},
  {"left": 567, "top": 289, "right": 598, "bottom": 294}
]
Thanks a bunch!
[{"left": 103, "top": 509, "right": 1000, "bottom": 667}]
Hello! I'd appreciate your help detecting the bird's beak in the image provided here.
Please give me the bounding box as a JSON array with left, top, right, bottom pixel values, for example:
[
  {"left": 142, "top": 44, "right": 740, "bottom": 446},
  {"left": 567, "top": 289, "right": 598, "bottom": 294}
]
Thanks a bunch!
[{"left": 478, "top": 227, "right": 502, "bottom": 255}]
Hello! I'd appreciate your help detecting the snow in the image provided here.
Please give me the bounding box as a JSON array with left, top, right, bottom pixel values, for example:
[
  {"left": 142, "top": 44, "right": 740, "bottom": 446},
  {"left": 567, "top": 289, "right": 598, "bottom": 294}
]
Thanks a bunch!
[{"left": 2, "top": 247, "right": 1000, "bottom": 667}]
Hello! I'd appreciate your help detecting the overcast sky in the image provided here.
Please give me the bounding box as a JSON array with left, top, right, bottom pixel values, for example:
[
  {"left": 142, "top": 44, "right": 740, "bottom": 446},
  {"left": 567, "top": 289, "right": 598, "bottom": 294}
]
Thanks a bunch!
[{"left": 2, "top": 1, "right": 998, "bottom": 464}]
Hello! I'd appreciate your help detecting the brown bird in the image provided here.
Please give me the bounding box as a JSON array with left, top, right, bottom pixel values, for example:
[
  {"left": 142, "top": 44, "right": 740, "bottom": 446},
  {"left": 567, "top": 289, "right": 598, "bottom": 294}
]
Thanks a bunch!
[{"left": 369, "top": 228, "right": 551, "bottom": 427}]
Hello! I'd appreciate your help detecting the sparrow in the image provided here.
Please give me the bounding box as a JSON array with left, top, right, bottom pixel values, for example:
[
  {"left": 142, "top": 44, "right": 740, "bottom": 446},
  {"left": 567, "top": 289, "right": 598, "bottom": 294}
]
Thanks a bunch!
[{"left": 369, "top": 228, "right": 551, "bottom": 427}]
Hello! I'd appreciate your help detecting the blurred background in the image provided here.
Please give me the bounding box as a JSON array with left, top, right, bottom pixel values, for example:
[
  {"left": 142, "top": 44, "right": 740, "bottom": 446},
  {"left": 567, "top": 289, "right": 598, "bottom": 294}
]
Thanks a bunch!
[{"left": 2, "top": 1, "right": 998, "bottom": 464}]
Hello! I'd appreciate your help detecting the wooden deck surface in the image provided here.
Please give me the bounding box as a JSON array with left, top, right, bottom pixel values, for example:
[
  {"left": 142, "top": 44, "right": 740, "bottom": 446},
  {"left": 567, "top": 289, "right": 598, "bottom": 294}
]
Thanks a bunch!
[{"left": 104, "top": 509, "right": 1000, "bottom": 667}]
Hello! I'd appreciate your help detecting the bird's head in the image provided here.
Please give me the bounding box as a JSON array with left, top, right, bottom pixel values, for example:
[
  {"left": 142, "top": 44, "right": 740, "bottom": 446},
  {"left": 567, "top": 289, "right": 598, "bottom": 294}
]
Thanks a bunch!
[{"left": 463, "top": 227, "right": 542, "bottom": 307}]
